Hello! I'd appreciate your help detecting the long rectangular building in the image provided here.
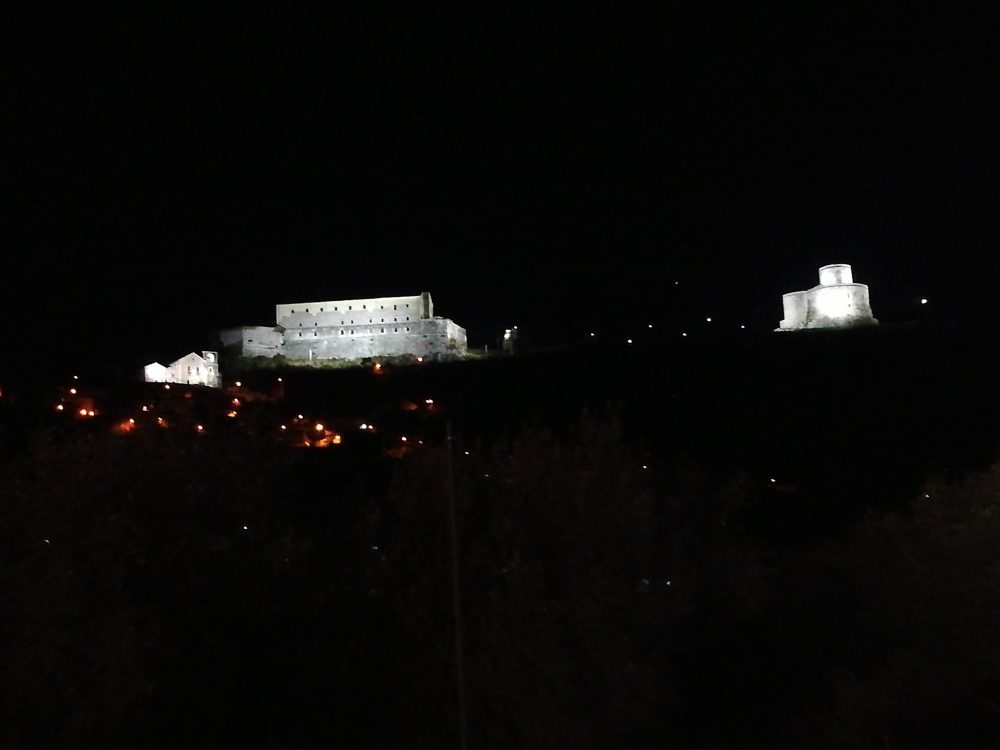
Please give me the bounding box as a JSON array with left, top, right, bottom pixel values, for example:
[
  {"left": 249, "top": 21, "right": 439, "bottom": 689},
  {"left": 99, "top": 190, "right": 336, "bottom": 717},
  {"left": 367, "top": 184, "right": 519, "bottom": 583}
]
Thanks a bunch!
[{"left": 221, "top": 291, "right": 467, "bottom": 362}]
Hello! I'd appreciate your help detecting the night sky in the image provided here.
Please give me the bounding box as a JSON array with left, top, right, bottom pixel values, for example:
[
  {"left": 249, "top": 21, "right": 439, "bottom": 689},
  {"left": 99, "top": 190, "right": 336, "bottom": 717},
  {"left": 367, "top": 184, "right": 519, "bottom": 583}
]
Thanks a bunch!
[{"left": 6, "top": 6, "right": 999, "bottom": 366}]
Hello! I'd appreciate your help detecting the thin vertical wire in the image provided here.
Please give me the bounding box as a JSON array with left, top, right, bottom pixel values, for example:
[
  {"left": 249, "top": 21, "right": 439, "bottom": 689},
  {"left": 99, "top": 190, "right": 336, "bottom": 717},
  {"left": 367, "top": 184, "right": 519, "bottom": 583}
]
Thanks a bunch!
[{"left": 446, "top": 419, "right": 469, "bottom": 750}]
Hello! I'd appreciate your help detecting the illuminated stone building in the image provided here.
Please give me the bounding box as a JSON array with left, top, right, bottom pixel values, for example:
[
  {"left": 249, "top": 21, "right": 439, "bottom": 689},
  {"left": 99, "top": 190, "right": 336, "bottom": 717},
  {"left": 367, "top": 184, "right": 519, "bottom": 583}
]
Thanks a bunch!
[
  {"left": 776, "top": 264, "right": 878, "bottom": 331},
  {"left": 220, "top": 291, "right": 467, "bottom": 361},
  {"left": 144, "top": 351, "right": 221, "bottom": 387}
]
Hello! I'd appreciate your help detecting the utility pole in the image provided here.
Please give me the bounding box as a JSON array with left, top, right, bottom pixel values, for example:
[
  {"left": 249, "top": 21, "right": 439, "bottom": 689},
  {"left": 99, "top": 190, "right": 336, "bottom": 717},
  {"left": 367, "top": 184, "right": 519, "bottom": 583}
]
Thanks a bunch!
[{"left": 445, "top": 420, "right": 468, "bottom": 750}]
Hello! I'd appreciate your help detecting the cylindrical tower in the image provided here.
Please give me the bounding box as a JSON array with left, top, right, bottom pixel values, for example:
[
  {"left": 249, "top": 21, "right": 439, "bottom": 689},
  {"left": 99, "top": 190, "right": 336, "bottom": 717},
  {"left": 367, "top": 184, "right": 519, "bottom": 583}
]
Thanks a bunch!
[
  {"left": 779, "top": 291, "right": 808, "bottom": 329},
  {"left": 818, "top": 264, "right": 853, "bottom": 286}
]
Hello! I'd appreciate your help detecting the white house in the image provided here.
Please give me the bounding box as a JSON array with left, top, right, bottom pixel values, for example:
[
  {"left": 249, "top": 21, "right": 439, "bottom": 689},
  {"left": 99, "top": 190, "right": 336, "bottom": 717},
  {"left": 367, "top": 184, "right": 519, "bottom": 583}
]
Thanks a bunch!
[
  {"left": 143, "top": 362, "right": 169, "bottom": 383},
  {"left": 143, "top": 351, "right": 221, "bottom": 388}
]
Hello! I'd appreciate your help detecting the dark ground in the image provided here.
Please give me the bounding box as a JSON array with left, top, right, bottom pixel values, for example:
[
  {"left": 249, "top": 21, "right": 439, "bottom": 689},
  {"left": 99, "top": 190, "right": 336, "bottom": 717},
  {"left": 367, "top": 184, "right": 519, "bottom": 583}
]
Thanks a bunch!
[{"left": 2, "top": 322, "right": 1000, "bottom": 748}]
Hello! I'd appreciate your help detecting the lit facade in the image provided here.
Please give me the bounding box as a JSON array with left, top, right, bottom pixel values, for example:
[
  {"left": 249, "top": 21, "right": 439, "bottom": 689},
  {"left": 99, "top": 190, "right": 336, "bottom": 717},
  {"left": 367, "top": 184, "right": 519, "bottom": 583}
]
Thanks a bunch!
[
  {"left": 221, "top": 291, "right": 467, "bottom": 361},
  {"left": 144, "top": 351, "right": 221, "bottom": 387},
  {"left": 777, "top": 264, "right": 878, "bottom": 331}
]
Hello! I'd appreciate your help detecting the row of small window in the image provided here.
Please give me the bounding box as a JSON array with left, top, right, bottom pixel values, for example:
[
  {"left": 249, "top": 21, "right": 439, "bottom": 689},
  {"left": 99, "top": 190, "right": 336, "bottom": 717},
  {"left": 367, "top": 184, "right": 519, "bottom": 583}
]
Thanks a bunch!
[
  {"left": 299, "top": 317, "right": 409, "bottom": 326},
  {"left": 290, "top": 303, "right": 410, "bottom": 313},
  {"left": 297, "top": 327, "right": 411, "bottom": 337}
]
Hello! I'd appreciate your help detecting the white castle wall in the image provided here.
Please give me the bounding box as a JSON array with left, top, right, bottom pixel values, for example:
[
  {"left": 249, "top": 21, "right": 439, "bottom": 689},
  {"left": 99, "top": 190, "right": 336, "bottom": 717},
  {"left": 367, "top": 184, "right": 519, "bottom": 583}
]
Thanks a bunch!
[
  {"left": 276, "top": 292, "right": 432, "bottom": 330},
  {"left": 780, "top": 291, "right": 809, "bottom": 329},
  {"left": 281, "top": 317, "right": 466, "bottom": 360},
  {"left": 777, "top": 264, "right": 878, "bottom": 331},
  {"left": 224, "top": 292, "right": 465, "bottom": 361},
  {"left": 818, "top": 263, "right": 853, "bottom": 286},
  {"left": 219, "top": 326, "right": 284, "bottom": 358}
]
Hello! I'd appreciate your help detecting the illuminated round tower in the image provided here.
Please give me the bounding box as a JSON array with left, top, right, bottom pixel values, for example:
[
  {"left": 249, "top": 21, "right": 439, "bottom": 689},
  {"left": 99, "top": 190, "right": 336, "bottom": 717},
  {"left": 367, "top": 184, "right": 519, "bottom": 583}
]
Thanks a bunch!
[{"left": 776, "top": 263, "right": 878, "bottom": 331}]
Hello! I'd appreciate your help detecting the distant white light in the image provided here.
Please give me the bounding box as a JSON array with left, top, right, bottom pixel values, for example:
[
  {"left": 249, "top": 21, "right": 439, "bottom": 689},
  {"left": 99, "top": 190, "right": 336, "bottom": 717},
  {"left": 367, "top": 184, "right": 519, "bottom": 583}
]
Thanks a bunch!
[
  {"left": 401, "top": 436, "right": 407, "bottom": 442},
  {"left": 242, "top": 525, "right": 248, "bottom": 531},
  {"left": 705, "top": 317, "right": 712, "bottom": 323},
  {"left": 648, "top": 324, "right": 653, "bottom": 329},
  {"left": 69, "top": 387, "right": 77, "bottom": 395},
  {"left": 425, "top": 398, "right": 434, "bottom": 404},
  {"left": 44, "top": 539, "right": 50, "bottom": 544},
  {"left": 770, "top": 478, "right": 776, "bottom": 483},
  {"left": 626, "top": 338, "right": 633, "bottom": 344},
  {"left": 920, "top": 298, "right": 928, "bottom": 305},
  {"left": 740, "top": 324, "right": 746, "bottom": 329},
  {"left": 72, "top": 375, "right": 78, "bottom": 380},
  {"left": 235, "top": 381, "right": 242, "bottom": 387},
  {"left": 360, "top": 423, "right": 368, "bottom": 430},
  {"left": 196, "top": 424, "right": 204, "bottom": 432},
  {"left": 464, "top": 451, "right": 470, "bottom": 456},
  {"left": 590, "top": 332, "right": 595, "bottom": 337},
  {"left": 681, "top": 332, "right": 687, "bottom": 337},
  {"left": 277, "top": 377, "right": 283, "bottom": 382}
]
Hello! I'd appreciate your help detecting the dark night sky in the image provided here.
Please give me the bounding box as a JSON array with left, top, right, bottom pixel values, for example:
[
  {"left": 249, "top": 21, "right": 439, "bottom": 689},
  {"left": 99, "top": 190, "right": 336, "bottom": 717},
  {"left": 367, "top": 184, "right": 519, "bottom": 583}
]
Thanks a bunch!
[{"left": 5, "top": 6, "right": 999, "bottom": 366}]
